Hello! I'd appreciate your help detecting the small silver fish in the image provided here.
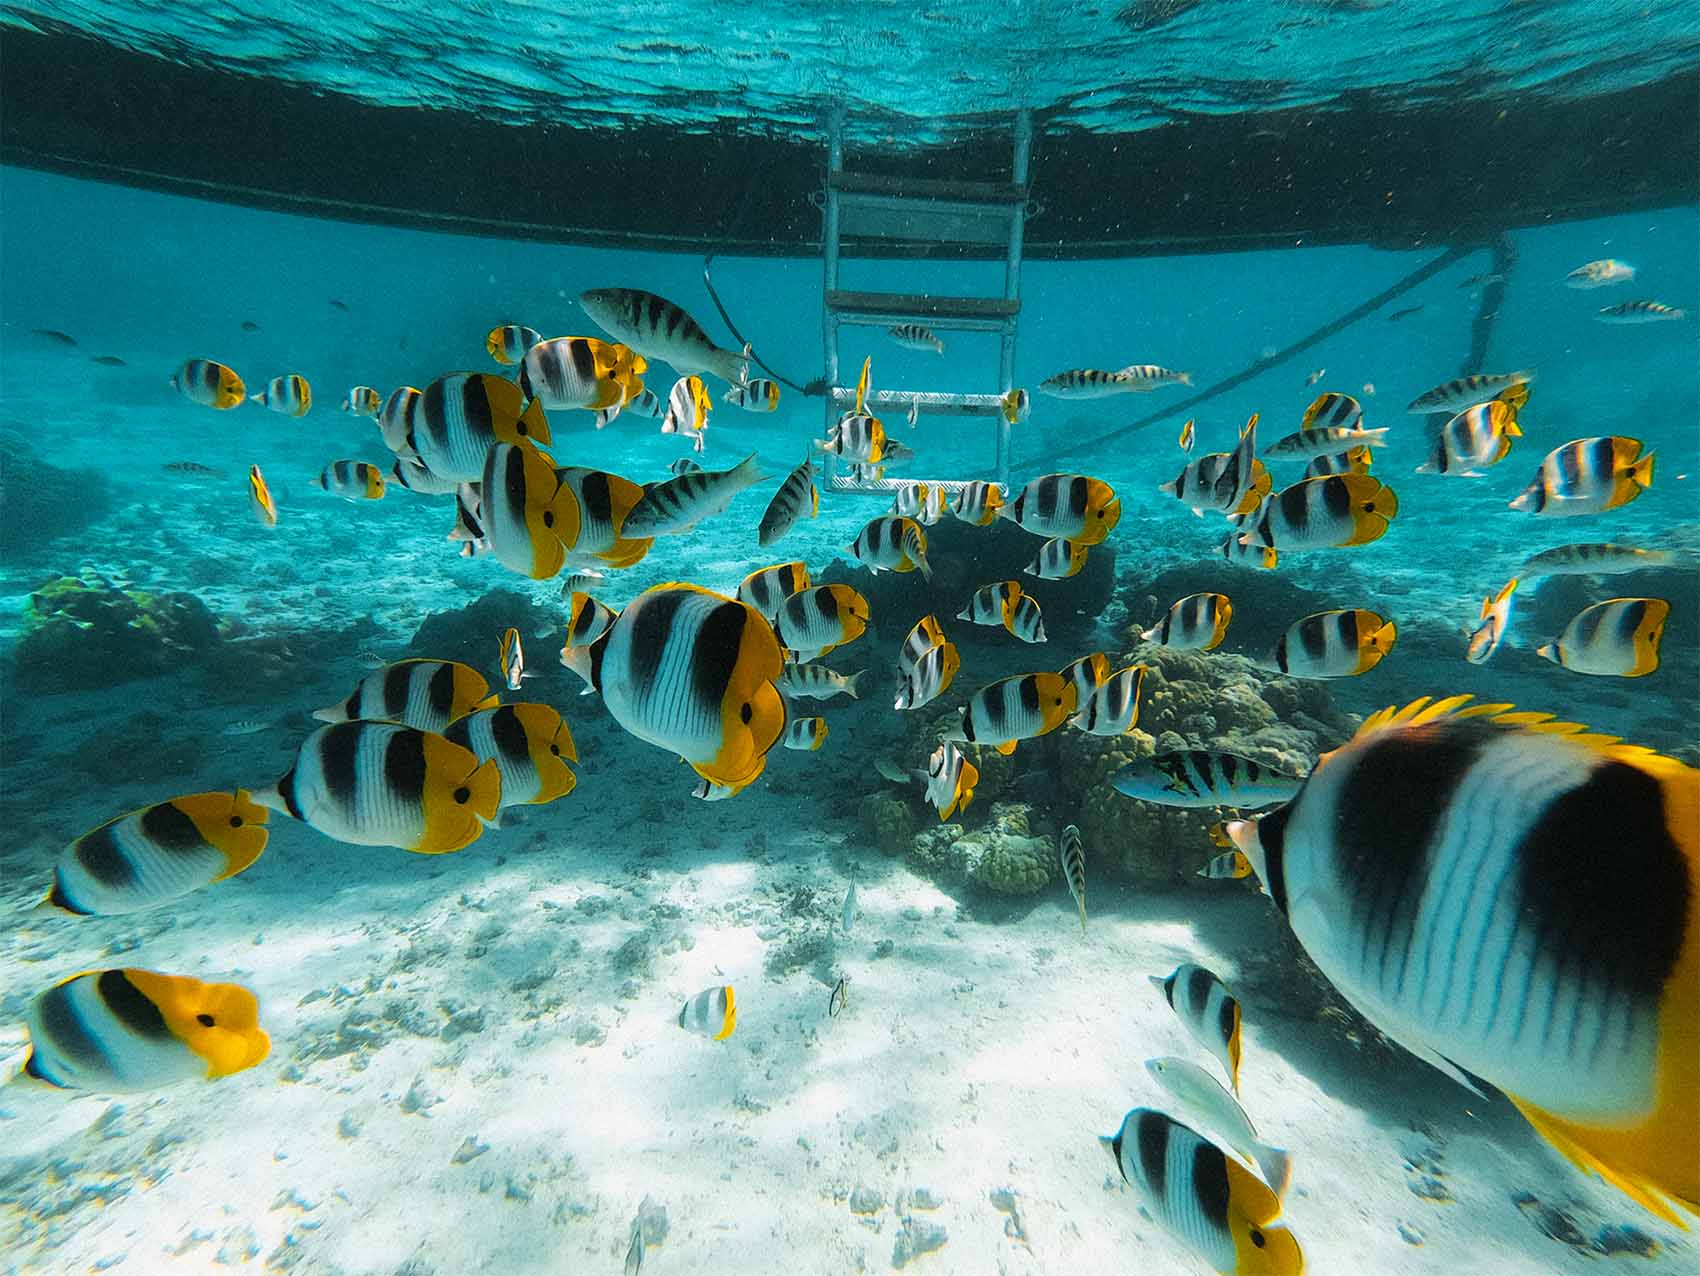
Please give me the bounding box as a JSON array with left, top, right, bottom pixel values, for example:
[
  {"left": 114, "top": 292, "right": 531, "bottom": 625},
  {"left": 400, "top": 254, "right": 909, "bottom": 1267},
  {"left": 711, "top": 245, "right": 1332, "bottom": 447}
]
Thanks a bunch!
[
  {"left": 1305, "top": 367, "right": 1325, "bottom": 386},
  {"left": 560, "top": 569, "right": 608, "bottom": 596},
  {"left": 842, "top": 878, "right": 857, "bottom": 934},
  {"left": 829, "top": 976, "right": 849, "bottom": 1018},
  {"left": 221, "top": 719, "right": 270, "bottom": 737},
  {"left": 354, "top": 650, "right": 388, "bottom": 670},
  {"left": 1059, "top": 825, "right": 1087, "bottom": 932}
]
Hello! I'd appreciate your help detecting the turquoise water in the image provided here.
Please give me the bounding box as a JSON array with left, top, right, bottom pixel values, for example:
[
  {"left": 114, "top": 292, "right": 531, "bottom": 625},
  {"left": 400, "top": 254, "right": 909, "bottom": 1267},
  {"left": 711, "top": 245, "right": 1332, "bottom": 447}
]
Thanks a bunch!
[{"left": 1, "top": 79, "right": 1698, "bottom": 1276}]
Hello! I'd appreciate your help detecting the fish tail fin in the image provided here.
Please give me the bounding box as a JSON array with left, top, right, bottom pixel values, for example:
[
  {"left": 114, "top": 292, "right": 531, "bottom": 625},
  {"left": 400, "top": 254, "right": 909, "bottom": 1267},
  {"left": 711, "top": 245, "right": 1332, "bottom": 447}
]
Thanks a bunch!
[
  {"left": 1536, "top": 641, "right": 1558, "bottom": 663},
  {"left": 1253, "top": 1143, "right": 1295, "bottom": 1198},
  {"left": 250, "top": 780, "right": 290, "bottom": 815},
  {"left": 1076, "top": 900, "right": 1088, "bottom": 933},
  {"left": 1363, "top": 427, "right": 1391, "bottom": 446},
  {"left": 1179, "top": 372, "right": 1193, "bottom": 385},
  {"left": 842, "top": 670, "right": 867, "bottom": 700},
  {"left": 1373, "top": 619, "right": 1398, "bottom": 651},
  {"left": 1630, "top": 451, "right": 1656, "bottom": 491}
]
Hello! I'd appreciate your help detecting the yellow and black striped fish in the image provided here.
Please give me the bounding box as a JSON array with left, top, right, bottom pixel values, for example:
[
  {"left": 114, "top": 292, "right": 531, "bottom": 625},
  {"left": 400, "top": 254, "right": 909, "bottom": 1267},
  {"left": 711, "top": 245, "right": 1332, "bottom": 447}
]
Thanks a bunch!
[
  {"left": 1300, "top": 391, "right": 1362, "bottom": 431},
  {"left": 312, "top": 658, "right": 498, "bottom": 733},
  {"left": 1025, "top": 537, "right": 1088, "bottom": 580},
  {"left": 925, "top": 741, "right": 978, "bottom": 820},
  {"left": 255, "top": 720, "right": 501, "bottom": 853},
  {"left": 481, "top": 439, "right": 582, "bottom": 579},
  {"left": 849, "top": 515, "right": 931, "bottom": 580},
  {"left": 1272, "top": 608, "right": 1396, "bottom": 678},
  {"left": 953, "top": 480, "right": 1005, "bottom": 526},
  {"left": 957, "top": 580, "right": 1024, "bottom": 630},
  {"left": 782, "top": 716, "right": 829, "bottom": 751},
  {"left": 661, "top": 374, "right": 712, "bottom": 452},
  {"left": 552, "top": 465, "right": 656, "bottom": 570},
  {"left": 378, "top": 386, "right": 424, "bottom": 457},
  {"left": 724, "top": 378, "right": 782, "bottom": 412},
  {"left": 248, "top": 464, "right": 278, "bottom": 527},
  {"left": 487, "top": 322, "right": 543, "bottom": 366},
  {"left": 1465, "top": 579, "right": 1518, "bottom": 666},
  {"left": 898, "top": 614, "right": 948, "bottom": 677},
  {"left": 44, "top": 791, "right": 269, "bottom": 916},
  {"left": 171, "top": 358, "right": 245, "bottom": 409},
  {"left": 997, "top": 473, "right": 1120, "bottom": 544},
  {"left": 560, "top": 583, "right": 787, "bottom": 795},
  {"left": 443, "top": 703, "right": 577, "bottom": 809},
  {"left": 411, "top": 372, "right": 551, "bottom": 482},
  {"left": 1069, "top": 664, "right": 1145, "bottom": 735},
  {"left": 23, "top": 969, "right": 270, "bottom": 1092},
  {"left": 1538, "top": 597, "right": 1668, "bottom": 677},
  {"left": 1509, "top": 436, "right": 1654, "bottom": 516},
  {"left": 1142, "top": 592, "right": 1232, "bottom": 651},
  {"left": 1418, "top": 396, "right": 1523, "bottom": 476},
  {"left": 678, "top": 984, "right": 737, "bottom": 1039},
  {"left": 1060, "top": 651, "right": 1111, "bottom": 703},
  {"left": 1302, "top": 446, "right": 1372, "bottom": 480},
  {"left": 773, "top": 584, "right": 870, "bottom": 661},
  {"left": 562, "top": 591, "right": 620, "bottom": 655},
  {"left": 738, "top": 561, "right": 811, "bottom": 623},
  {"left": 1151, "top": 962, "right": 1244, "bottom": 1092},
  {"left": 1236, "top": 473, "right": 1398, "bottom": 550},
  {"left": 1101, "top": 1107, "right": 1303, "bottom": 1274},
  {"left": 1227, "top": 694, "right": 1700, "bottom": 1224},
  {"left": 518, "top": 336, "right": 643, "bottom": 411},
  {"left": 342, "top": 385, "right": 381, "bottom": 417},
  {"left": 1159, "top": 451, "right": 1268, "bottom": 518},
  {"left": 945, "top": 672, "right": 1077, "bottom": 756},
  {"left": 314, "top": 459, "right": 386, "bottom": 501},
  {"left": 1007, "top": 593, "right": 1047, "bottom": 644},
  {"left": 894, "top": 638, "right": 959, "bottom": 711},
  {"left": 250, "top": 373, "right": 311, "bottom": 417},
  {"left": 819, "top": 413, "right": 886, "bottom": 464}
]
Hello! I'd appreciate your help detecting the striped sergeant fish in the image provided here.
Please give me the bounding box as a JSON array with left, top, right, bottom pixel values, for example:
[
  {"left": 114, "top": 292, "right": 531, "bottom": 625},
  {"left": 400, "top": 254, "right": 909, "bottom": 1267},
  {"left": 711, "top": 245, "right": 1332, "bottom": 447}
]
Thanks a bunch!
[
  {"left": 624, "top": 387, "right": 664, "bottom": 419},
  {"left": 342, "top": 385, "right": 381, "bottom": 417},
  {"left": 1303, "top": 446, "right": 1372, "bottom": 480},
  {"left": 1060, "top": 651, "right": 1110, "bottom": 703},
  {"left": 945, "top": 672, "right": 1077, "bottom": 756},
  {"left": 518, "top": 336, "right": 643, "bottom": 412},
  {"left": 888, "top": 323, "right": 944, "bottom": 354},
  {"left": 1596, "top": 300, "right": 1686, "bottom": 324},
  {"left": 1026, "top": 537, "right": 1088, "bottom": 580},
  {"left": 1263, "top": 425, "right": 1388, "bottom": 461},
  {"left": 1007, "top": 593, "right": 1047, "bottom": 644},
  {"left": 1417, "top": 397, "right": 1523, "bottom": 476},
  {"left": 481, "top": 440, "right": 583, "bottom": 579},
  {"left": 1509, "top": 436, "right": 1653, "bottom": 516},
  {"left": 1039, "top": 365, "right": 1190, "bottom": 398},
  {"left": 782, "top": 716, "right": 829, "bottom": 751},
  {"left": 669, "top": 457, "right": 702, "bottom": 477},
  {"left": 818, "top": 413, "right": 886, "bottom": 464},
  {"left": 552, "top": 466, "right": 655, "bottom": 571},
  {"left": 1145, "top": 1056, "right": 1293, "bottom": 1196},
  {"left": 1151, "top": 962, "right": 1244, "bottom": 1093},
  {"left": 486, "top": 322, "right": 543, "bottom": 366},
  {"left": 724, "top": 378, "right": 781, "bottom": 411},
  {"left": 314, "top": 460, "right": 386, "bottom": 501},
  {"left": 1069, "top": 664, "right": 1145, "bottom": 735},
  {"left": 776, "top": 662, "right": 864, "bottom": 700},
  {"left": 1565, "top": 259, "right": 1635, "bottom": 289},
  {"left": 1114, "top": 751, "right": 1304, "bottom": 810},
  {"left": 894, "top": 639, "right": 959, "bottom": 711},
  {"left": 738, "top": 561, "right": 810, "bottom": 622},
  {"left": 925, "top": 741, "right": 978, "bottom": 820},
  {"left": 1271, "top": 608, "right": 1397, "bottom": 678},
  {"left": 378, "top": 386, "right": 424, "bottom": 456},
  {"left": 171, "top": 358, "right": 245, "bottom": 409},
  {"left": 849, "top": 515, "right": 931, "bottom": 579},
  {"left": 1520, "top": 542, "right": 1673, "bottom": 578},
  {"left": 1406, "top": 370, "right": 1531, "bottom": 415},
  {"left": 411, "top": 372, "right": 551, "bottom": 483},
  {"left": 254, "top": 721, "right": 502, "bottom": 853},
  {"left": 953, "top": 480, "right": 1004, "bottom": 526},
  {"left": 1225, "top": 695, "right": 1700, "bottom": 1224},
  {"left": 1235, "top": 474, "right": 1399, "bottom": 551},
  {"left": 561, "top": 584, "right": 787, "bottom": 795},
  {"left": 250, "top": 373, "right": 311, "bottom": 417},
  {"left": 1300, "top": 391, "right": 1362, "bottom": 431},
  {"left": 389, "top": 455, "right": 459, "bottom": 496},
  {"left": 997, "top": 472, "right": 1121, "bottom": 544},
  {"left": 1059, "top": 824, "right": 1087, "bottom": 932},
  {"left": 958, "top": 580, "right": 1024, "bottom": 631},
  {"left": 1101, "top": 1108, "right": 1303, "bottom": 1276},
  {"left": 758, "top": 457, "right": 818, "bottom": 547},
  {"left": 661, "top": 374, "right": 711, "bottom": 452},
  {"left": 773, "top": 584, "right": 870, "bottom": 661},
  {"left": 1538, "top": 597, "right": 1669, "bottom": 677},
  {"left": 1465, "top": 579, "right": 1517, "bottom": 665},
  {"left": 43, "top": 792, "right": 268, "bottom": 916},
  {"left": 312, "top": 658, "right": 498, "bottom": 734},
  {"left": 679, "top": 984, "right": 737, "bottom": 1039},
  {"left": 443, "top": 703, "right": 577, "bottom": 809},
  {"left": 22, "top": 969, "right": 270, "bottom": 1093},
  {"left": 1142, "top": 592, "right": 1232, "bottom": 651},
  {"left": 623, "top": 453, "right": 768, "bottom": 537},
  {"left": 580, "top": 287, "right": 750, "bottom": 384}
]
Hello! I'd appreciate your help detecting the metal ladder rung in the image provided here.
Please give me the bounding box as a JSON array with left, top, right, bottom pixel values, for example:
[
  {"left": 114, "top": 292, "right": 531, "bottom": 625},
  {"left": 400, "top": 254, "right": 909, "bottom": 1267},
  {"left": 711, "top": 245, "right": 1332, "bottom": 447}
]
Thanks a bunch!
[
  {"left": 826, "top": 291, "right": 1020, "bottom": 331},
  {"left": 828, "top": 388, "right": 1010, "bottom": 417},
  {"left": 826, "top": 476, "right": 1001, "bottom": 497},
  {"left": 830, "top": 172, "right": 1028, "bottom": 206}
]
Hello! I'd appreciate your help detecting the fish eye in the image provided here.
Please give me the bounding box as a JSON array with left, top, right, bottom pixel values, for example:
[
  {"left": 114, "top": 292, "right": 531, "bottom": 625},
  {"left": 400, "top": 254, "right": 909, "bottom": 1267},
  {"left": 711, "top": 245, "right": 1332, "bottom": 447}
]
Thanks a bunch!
[
  {"left": 453, "top": 786, "right": 471, "bottom": 804},
  {"left": 740, "top": 703, "right": 753, "bottom": 724},
  {"left": 1250, "top": 1228, "right": 1266, "bottom": 1248},
  {"left": 229, "top": 815, "right": 243, "bottom": 827},
  {"left": 550, "top": 743, "right": 561, "bottom": 755},
  {"left": 196, "top": 1013, "right": 216, "bottom": 1027}
]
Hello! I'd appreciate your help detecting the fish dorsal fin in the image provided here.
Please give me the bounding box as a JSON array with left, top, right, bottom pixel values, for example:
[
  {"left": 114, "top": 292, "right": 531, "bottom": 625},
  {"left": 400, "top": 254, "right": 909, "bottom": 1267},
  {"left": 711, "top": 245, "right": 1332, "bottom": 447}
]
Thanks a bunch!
[{"left": 1222, "top": 1154, "right": 1283, "bottom": 1224}]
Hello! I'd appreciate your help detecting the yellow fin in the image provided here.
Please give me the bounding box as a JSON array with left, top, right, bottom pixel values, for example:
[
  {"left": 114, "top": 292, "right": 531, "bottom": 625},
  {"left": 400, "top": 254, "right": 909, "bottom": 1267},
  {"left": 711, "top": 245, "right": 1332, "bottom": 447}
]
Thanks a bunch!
[
  {"left": 1508, "top": 1093, "right": 1697, "bottom": 1229},
  {"left": 995, "top": 740, "right": 1018, "bottom": 757}
]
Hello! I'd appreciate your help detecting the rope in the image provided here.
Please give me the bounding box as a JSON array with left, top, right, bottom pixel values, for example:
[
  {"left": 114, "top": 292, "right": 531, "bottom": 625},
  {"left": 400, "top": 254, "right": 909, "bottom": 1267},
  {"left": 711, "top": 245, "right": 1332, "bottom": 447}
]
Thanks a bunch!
[
  {"left": 1018, "top": 243, "right": 1471, "bottom": 470},
  {"left": 702, "top": 168, "right": 817, "bottom": 394}
]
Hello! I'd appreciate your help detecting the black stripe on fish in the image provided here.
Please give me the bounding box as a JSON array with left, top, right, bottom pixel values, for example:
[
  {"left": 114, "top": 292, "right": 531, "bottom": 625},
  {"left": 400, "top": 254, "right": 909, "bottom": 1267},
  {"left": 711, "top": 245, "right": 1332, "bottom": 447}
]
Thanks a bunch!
[
  {"left": 382, "top": 725, "right": 428, "bottom": 800},
  {"left": 1337, "top": 609, "right": 1361, "bottom": 651},
  {"left": 29, "top": 982, "right": 111, "bottom": 1079},
  {"left": 569, "top": 337, "right": 597, "bottom": 385},
  {"left": 1192, "top": 1138, "right": 1232, "bottom": 1234},
  {"left": 580, "top": 471, "right": 614, "bottom": 530},
  {"left": 140, "top": 800, "right": 204, "bottom": 853},
  {"left": 98, "top": 969, "right": 173, "bottom": 1038},
  {"left": 1516, "top": 759, "right": 1688, "bottom": 1013},
  {"left": 1320, "top": 474, "right": 1351, "bottom": 525},
  {"left": 1134, "top": 1110, "right": 1168, "bottom": 1200},
  {"left": 691, "top": 600, "right": 747, "bottom": 717},
  {"left": 382, "top": 663, "right": 412, "bottom": 721},
  {"left": 488, "top": 705, "right": 531, "bottom": 765},
  {"left": 1256, "top": 801, "right": 1293, "bottom": 913},
  {"left": 1299, "top": 616, "right": 1329, "bottom": 664},
  {"left": 1017, "top": 675, "right": 1040, "bottom": 722},
  {"left": 1184, "top": 965, "right": 1213, "bottom": 1014},
  {"left": 1334, "top": 723, "right": 1491, "bottom": 988},
  {"left": 319, "top": 722, "right": 362, "bottom": 812},
  {"left": 67, "top": 822, "right": 135, "bottom": 890},
  {"left": 276, "top": 763, "right": 303, "bottom": 820},
  {"left": 626, "top": 589, "right": 688, "bottom": 695},
  {"left": 1216, "top": 991, "right": 1237, "bottom": 1047},
  {"left": 425, "top": 662, "right": 457, "bottom": 725}
]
